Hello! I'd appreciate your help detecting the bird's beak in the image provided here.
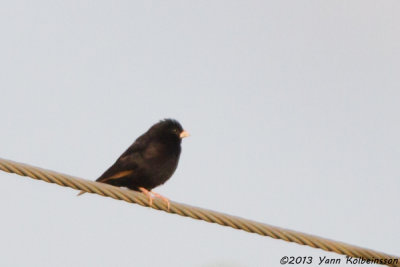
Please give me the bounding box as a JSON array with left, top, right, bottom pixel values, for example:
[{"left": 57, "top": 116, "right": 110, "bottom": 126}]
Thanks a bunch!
[{"left": 179, "top": 130, "right": 190, "bottom": 139}]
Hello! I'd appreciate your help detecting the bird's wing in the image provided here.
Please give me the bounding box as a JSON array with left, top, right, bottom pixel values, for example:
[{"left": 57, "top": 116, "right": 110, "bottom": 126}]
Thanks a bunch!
[
  {"left": 96, "top": 135, "right": 148, "bottom": 183},
  {"left": 96, "top": 153, "right": 139, "bottom": 183}
]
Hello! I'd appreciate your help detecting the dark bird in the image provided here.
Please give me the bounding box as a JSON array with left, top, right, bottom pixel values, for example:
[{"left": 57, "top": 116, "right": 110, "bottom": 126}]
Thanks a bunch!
[{"left": 78, "top": 119, "right": 189, "bottom": 209}]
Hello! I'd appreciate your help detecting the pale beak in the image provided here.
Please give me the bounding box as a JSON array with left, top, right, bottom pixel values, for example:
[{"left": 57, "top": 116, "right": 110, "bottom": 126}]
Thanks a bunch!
[{"left": 179, "top": 130, "right": 190, "bottom": 139}]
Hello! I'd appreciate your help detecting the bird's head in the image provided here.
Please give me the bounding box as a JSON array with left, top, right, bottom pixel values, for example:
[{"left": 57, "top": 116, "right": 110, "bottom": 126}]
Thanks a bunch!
[{"left": 151, "top": 119, "right": 189, "bottom": 143}]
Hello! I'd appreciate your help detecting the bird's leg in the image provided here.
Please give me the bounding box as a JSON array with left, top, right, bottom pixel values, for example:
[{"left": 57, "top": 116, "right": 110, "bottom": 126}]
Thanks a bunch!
[
  {"left": 138, "top": 187, "right": 153, "bottom": 207},
  {"left": 138, "top": 187, "right": 170, "bottom": 210},
  {"left": 150, "top": 191, "right": 170, "bottom": 211}
]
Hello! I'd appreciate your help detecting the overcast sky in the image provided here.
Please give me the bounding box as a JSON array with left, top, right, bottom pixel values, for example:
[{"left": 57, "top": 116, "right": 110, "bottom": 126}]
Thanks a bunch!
[{"left": 1, "top": 1, "right": 399, "bottom": 266}]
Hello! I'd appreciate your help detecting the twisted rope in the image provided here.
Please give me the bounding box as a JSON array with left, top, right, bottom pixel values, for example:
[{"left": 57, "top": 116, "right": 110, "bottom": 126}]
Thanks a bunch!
[{"left": 0, "top": 157, "right": 398, "bottom": 266}]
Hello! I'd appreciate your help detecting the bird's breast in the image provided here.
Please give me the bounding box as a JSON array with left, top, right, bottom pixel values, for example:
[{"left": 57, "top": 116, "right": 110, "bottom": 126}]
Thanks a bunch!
[{"left": 140, "top": 141, "right": 181, "bottom": 187}]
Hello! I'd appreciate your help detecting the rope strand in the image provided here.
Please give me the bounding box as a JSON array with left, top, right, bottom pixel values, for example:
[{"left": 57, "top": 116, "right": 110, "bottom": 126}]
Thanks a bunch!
[{"left": 0, "top": 157, "right": 398, "bottom": 266}]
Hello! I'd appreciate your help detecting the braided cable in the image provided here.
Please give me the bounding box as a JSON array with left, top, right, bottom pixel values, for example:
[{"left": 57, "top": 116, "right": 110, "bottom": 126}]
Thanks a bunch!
[{"left": 0, "top": 157, "right": 398, "bottom": 266}]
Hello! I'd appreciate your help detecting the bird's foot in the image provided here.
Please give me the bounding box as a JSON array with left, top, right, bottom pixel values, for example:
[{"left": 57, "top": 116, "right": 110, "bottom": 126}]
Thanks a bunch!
[
  {"left": 138, "top": 187, "right": 170, "bottom": 210},
  {"left": 138, "top": 187, "right": 153, "bottom": 207},
  {"left": 151, "top": 191, "right": 170, "bottom": 211}
]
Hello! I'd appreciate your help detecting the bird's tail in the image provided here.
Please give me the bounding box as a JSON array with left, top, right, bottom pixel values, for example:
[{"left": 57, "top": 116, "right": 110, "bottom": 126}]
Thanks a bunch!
[{"left": 77, "top": 191, "right": 86, "bottom": 196}]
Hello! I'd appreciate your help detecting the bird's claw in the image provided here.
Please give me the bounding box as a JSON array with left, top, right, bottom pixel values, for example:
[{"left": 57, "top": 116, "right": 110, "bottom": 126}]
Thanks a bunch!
[
  {"left": 138, "top": 187, "right": 170, "bottom": 211},
  {"left": 151, "top": 191, "right": 170, "bottom": 211}
]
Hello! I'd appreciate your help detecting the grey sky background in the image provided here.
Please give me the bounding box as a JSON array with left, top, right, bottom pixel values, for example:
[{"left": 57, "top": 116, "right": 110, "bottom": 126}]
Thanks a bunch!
[{"left": 1, "top": 1, "right": 399, "bottom": 266}]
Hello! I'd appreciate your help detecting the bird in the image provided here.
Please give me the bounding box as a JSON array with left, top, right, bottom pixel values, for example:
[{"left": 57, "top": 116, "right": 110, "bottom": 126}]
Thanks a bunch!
[{"left": 78, "top": 119, "right": 189, "bottom": 209}]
